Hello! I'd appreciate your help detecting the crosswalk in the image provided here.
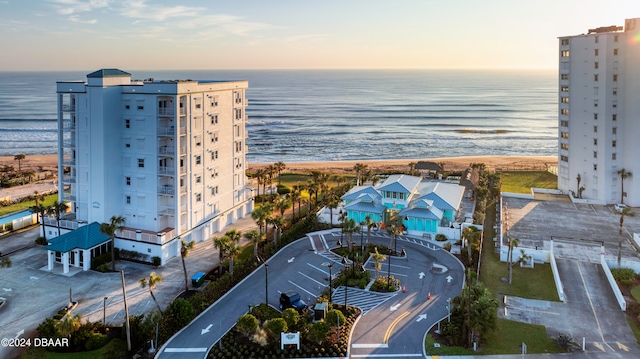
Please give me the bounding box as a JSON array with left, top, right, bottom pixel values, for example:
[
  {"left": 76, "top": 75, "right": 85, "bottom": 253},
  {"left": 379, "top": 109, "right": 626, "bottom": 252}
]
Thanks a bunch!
[{"left": 331, "top": 285, "right": 397, "bottom": 315}]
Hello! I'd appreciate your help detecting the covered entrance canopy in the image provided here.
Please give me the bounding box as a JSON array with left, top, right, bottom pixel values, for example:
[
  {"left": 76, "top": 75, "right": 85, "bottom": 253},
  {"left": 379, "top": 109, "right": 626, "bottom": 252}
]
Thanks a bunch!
[{"left": 45, "top": 222, "right": 111, "bottom": 274}]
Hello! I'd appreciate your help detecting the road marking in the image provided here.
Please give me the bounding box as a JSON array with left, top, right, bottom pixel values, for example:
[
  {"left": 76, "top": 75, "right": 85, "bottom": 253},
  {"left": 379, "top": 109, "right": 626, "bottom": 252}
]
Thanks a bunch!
[
  {"left": 309, "top": 236, "right": 317, "bottom": 252},
  {"left": 577, "top": 261, "right": 615, "bottom": 352},
  {"left": 2, "top": 288, "right": 12, "bottom": 292},
  {"left": 352, "top": 343, "right": 389, "bottom": 348},
  {"left": 446, "top": 275, "right": 453, "bottom": 283},
  {"left": 288, "top": 257, "right": 295, "bottom": 263},
  {"left": 298, "top": 271, "right": 326, "bottom": 287},
  {"left": 616, "top": 342, "right": 630, "bottom": 351},
  {"left": 288, "top": 280, "right": 317, "bottom": 298},
  {"left": 390, "top": 303, "right": 401, "bottom": 311},
  {"left": 506, "top": 306, "right": 560, "bottom": 316},
  {"left": 164, "top": 348, "right": 208, "bottom": 352},
  {"left": 416, "top": 314, "right": 427, "bottom": 322},
  {"left": 201, "top": 324, "right": 213, "bottom": 335},
  {"left": 307, "top": 262, "right": 329, "bottom": 274},
  {"left": 30, "top": 276, "right": 38, "bottom": 280},
  {"left": 593, "top": 342, "right": 605, "bottom": 352},
  {"left": 383, "top": 311, "right": 410, "bottom": 344},
  {"left": 15, "top": 329, "right": 24, "bottom": 338},
  {"left": 419, "top": 272, "right": 425, "bottom": 279}
]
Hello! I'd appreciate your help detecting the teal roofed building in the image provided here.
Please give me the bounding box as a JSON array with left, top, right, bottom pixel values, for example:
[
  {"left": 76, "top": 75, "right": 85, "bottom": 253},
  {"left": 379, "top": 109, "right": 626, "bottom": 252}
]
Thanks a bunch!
[
  {"left": 45, "top": 222, "right": 111, "bottom": 274},
  {"left": 341, "top": 174, "right": 466, "bottom": 239}
]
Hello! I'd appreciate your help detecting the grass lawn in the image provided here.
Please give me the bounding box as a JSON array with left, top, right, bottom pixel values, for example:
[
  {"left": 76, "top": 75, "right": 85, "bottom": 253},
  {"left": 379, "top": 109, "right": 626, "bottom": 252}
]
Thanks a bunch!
[
  {"left": 20, "top": 338, "right": 127, "bottom": 359},
  {"left": 627, "top": 317, "right": 640, "bottom": 344},
  {"left": 482, "top": 319, "right": 563, "bottom": 354},
  {"left": 499, "top": 171, "right": 557, "bottom": 194},
  {"left": 480, "top": 198, "right": 559, "bottom": 301},
  {"left": 631, "top": 285, "right": 640, "bottom": 302},
  {"left": 0, "top": 193, "right": 58, "bottom": 217},
  {"left": 425, "top": 334, "right": 474, "bottom": 356}
]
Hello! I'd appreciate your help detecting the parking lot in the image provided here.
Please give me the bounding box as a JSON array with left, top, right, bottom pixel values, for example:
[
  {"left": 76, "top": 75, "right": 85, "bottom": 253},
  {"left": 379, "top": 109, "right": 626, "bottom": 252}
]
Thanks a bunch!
[{"left": 503, "top": 195, "right": 640, "bottom": 261}]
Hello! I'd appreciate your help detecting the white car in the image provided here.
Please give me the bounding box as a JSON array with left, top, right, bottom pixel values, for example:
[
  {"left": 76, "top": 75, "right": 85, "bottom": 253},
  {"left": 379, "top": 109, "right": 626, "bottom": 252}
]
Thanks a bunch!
[{"left": 614, "top": 204, "right": 628, "bottom": 213}]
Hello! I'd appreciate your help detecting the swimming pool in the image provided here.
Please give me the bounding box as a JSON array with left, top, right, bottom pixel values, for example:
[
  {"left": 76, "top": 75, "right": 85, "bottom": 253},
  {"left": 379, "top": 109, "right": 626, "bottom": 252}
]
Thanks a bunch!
[{"left": 0, "top": 209, "right": 34, "bottom": 224}]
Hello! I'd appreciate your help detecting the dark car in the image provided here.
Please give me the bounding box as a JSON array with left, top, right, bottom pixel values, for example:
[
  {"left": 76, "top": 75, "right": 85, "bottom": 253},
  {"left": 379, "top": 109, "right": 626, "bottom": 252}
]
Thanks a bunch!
[{"left": 279, "top": 291, "right": 307, "bottom": 312}]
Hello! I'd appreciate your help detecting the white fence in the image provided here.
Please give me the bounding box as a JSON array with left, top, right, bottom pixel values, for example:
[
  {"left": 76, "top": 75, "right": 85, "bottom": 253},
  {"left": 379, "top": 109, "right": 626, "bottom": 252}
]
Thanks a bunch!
[
  {"left": 549, "top": 252, "right": 566, "bottom": 302},
  {"left": 601, "top": 256, "right": 627, "bottom": 311}
]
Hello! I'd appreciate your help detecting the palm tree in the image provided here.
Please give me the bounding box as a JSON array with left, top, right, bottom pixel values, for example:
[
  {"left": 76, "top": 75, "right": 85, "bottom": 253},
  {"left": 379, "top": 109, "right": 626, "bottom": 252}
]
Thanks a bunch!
[
  {"left": 306, "top": 180, "right": 319, "bottom": 208},
  {"left": 370, "top": 247, "right": 387, "bottom": 279},
  {"left": 386, "top": 213, "right": 403, "bottom": 255},
  {"left": 244, "top": 229, "right": 261, "bottom": 258},
  {"left": 100, "top": 215, "right": 126, "bottom": 271},
  {"left": 140, "top": 272, "right": 164, "bottom": 314},
  {"left": 325, "top": 190, "right": 341, "bottom": 228},
  {"left": 270, "top": 215, "right": 285, "bottom": 248},
  {"left": 33, "top": 191, "right": 45, "bottom": 207},
  {"left": 30, "top": 203, "right": 50, "bottom": 240},
  {"left": 408, "top": 162, "right": 417, "bottom": 176},
  {"left": 290, "top": 186, "right": 302, "bottom": 222},
  {"left": 213, "top": 235, "right": 230, "bottom": 263},
  {"left": 227, "top": 241, "right": 240, "bottom": 278},
  {"left": 343, "top": 218, "right": 358, "bottom": 253},
  {"left": 618, "top": 207, "right": 634, "bottom": 268},
  {"left": 51, "top": 201, "right": 69, "bottom": 237},
  {"left": 617, "top": 168, "right": 632, "bottom": 204},
  {"left": 56, "top": 312, "right": 82, "bottom": 338},
  {"left": 274, "top": 161, "right": 286, "bottom": 185},
  {"left": 14, "top": 154, "right": 25, "bottom": 172},
  {"left": 364, "top": 215, "right": 374, "bottom": 245},
  {"left": 507, "top": 237, "right": 520, "bottom": 284},
  {"left": 275, "top": 195, "right": 292, "bottom": 217},
  {"left": 253, "top": 168, "right": 266, "bottom": 203},
  {"left": 353, "top": 163, "right": 368, "bottom": 186},
  {"left": 180, "top": 239, "right": 195, "bottom": 293},
  {"left": 251, "top": 203, "right": 273, "bottom": 235}
]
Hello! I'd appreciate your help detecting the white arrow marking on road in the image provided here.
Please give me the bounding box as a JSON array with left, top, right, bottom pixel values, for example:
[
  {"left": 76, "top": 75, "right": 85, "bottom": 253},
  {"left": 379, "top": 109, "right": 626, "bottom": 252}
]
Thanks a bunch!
[
  {"left": 416, "top": 314, "right": 427, "bottom": 322},
  {"left": 617, "top": 342, "right": 630, "bottom": 351},
  {"left": 288, "top": 257, "right": 295, "bottom": 263},
  {"left": 419, "top": 272, "right": 425, "bottom": 279},
  {"left": 0, "top": 297, "right": 5, "bottom": 300},
  {"left": 15, "top": 329, "right": 24, "bottom": 338},
  {"left": 30, "top": 276, "right": 38, "bottom": 280},
  {"left": 390, "top": 304, "right": 401, "bottom": 311},
  {"left": 201, "top": 324, "right": 213, "bottom": 335},
  {"left": 2, "top": 288, "right": 12, "bottom": 292},
  {"left": 446, "top": 275, "right": 453, "bottom": 283},
  {"left": 593, "top": 342, "right": 605, "bottom": 352}
]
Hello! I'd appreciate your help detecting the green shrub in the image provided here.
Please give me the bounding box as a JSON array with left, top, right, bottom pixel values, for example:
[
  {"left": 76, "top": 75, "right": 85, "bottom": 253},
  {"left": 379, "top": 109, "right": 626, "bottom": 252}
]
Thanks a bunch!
[
  {"left": 443, "top": 243, "right": 452, "bottom": 251},
  {"left": 325, "top": 309, "right": 346, "bottom": 327},
  {"left": 611, "top": 268, "right": 635, "bottom": 281},
  {"left": 237, "top": 314, "right": 259, "bottom": 338},
  {"left": 35, "top": 236, "right": 47, "bottom": 245},
  {"left": 84, "top": 331, "right": 108, "bottom": 350},
  {"left": 152, "top": 256, "right": 161, "bottom": 267},
  {"left": 435, "top": 234, "right": 447, "bottom": 241},
  {"left": 91, "top": 251, "right": 112, "bottom": 270},
  {"left": 277, "top": 184, "right": 291, "bottom": 195},
  {"left": 98, "top": 263, "right": 109, "bottom": 272}
]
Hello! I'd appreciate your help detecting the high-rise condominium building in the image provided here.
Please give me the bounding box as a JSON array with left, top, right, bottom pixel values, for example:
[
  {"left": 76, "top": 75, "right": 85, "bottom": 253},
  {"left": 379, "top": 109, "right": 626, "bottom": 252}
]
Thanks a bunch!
[
  {"left": 557, "top": 18, "right": 640, "bottom": 206},
  {"left": 50, "top": 69, "right": 252, "bottom": 266}
]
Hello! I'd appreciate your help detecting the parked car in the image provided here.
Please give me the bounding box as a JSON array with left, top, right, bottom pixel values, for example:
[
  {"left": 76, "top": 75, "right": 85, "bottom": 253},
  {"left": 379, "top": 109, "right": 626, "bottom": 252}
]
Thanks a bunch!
[
  {"left": 279, "top": 290, "right": 307, "bottom": 312},
  {"left": 614, "top": 204, "right": 628, "bottom": 213}
]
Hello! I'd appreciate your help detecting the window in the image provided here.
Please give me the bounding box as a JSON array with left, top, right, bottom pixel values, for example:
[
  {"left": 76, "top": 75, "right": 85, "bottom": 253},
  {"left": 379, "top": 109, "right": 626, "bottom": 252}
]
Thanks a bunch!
[
  {"left": 126, "top": 176, "right": 131, "bottom": 186},
  {"left": 595, "top": 36, "right": 599, "bottom": 43},
  {"left": 594, "top": 138, "right": 598, "bottom": 145},
  {"left": 211, "top": 150, "right": 218, "bottom": 160},
  {"left": 593, "top": 151, "right": 597, "bottom": 158},
  {"left": 594, "top": 101, "right": 598, "bottom": 107},
  {"left": 234, "top": 108, "right": 243, "bottom": 120},
  {"left": 595, "top": 62, "right": 598, "bottom": 69},
  {"left": 211, "top": 97, "right": 219, "bottom": 107},
  {"left": 561, "top": 132, "right": 569, "bottom": 139},
  {"left": 613, "top": 101, "right": 617, "bottom": 108},
  {"left": 126, "top": 195, "right": 131, "bottom": 204},
  {"left": 614, "top": 35, "right": 619, "bottom": 42},
  {"left": 561, "top": 39, "right": 569, "bottom": 46},
  {"left": 195, "top": 136, "right": 202, "bottom": 147},
  {"left": 560, "top": 120, "right": 568, "bottom": 127},
  {"left": 593, "top": 126, "right": 597, "bottom": 133},
  {"left": 612, "top": 153, "right": 617, "bottom": 160},
  {"left": 613, "top": 49, "right": 618, "bottom": 55},
  {"left": 594, "top": 74, "right": 598, "bottom": 82},
  {"left": 561, "top": 155, "right": 568, "bottom": 162},
  {"left": 561, "top": 50, "right": 570, "bottom": 57},
  {"left": 561, "top": 143, "right": 569, "bottom": 150},
  {"left": 594, "top": 164, "right": 598, "bottom": 171},
  {"left": 613, "top": 74, "right": 618, "bottom": 82},
  {"left": 211, "top": 132, "right": 219, "bottom": 143},
  {"left": 595, "top": 49, "right": 599, "bottom": 56},
  {"left": 125, "top": 105, "right": 130, "bottom": 110},
  {"left": 613, "top": 89, "right": 617, "bottom": 96},
  {"left": 125, "top": 119, "right": 130, "bottom": 128},
  {"left": 593, "top": 113, "right": 598, "bottom": 120},
  {"left": 210, "top": 114, "right": 218, "bottom": 125},
  {"left": 125, "top": 143, "right": 131, "bottom": 148},
  {"left": 561, "top": 97, "right": 569, "bottom": 103},
  {"left": 561, "top": 86, "right": 569, "bottom": 92},
  {"left": 613, "top": 127, "right": 617, "bottom": 135},
  {"left": 211, "top": 186, "right": 219, "bottom": 196},
  {"left": 195, "top": 103, "right": 201, "bottom": 109},
  {"left": 137, "top": 105, "right": 144, "bottom": 110},
  {"left": 235, "top": 141, "right": 243, "bottom": 152},
  {"left": 612, "top": 140, "right": 616, "bottom": 147},
  {"left": 138, "top": 158, "right": 144, "bottom": 168},
  {"left": 195, "top": 155, "right": 201, "bottom": 165},
  {"left": 561, "top": 109, "right": 569, "bottom": 115},
  {"left": 196, "top": 175, "right": 202, "bottom": 184},
  {"left": 561, "top": 74, "right": 569, "bottom": 80},
  {"left": 195, "top": 193, "right": 202, "bottom": 202},
  {"left": 612, "top": 114, "right": 617, "bottom": 121}
]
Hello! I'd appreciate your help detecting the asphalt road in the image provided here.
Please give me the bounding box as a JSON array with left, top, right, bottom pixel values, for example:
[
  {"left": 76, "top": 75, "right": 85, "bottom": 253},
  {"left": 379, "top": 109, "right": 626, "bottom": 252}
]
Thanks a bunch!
[{"left": 156, "top": 230, "right": 464, "bottom": 359}]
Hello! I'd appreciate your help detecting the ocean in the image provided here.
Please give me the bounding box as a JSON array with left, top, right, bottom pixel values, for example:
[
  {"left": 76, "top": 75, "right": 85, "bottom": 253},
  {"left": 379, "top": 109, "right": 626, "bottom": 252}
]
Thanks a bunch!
[{"left": 0, "top": 69, "right": 558, "bottom": 163}]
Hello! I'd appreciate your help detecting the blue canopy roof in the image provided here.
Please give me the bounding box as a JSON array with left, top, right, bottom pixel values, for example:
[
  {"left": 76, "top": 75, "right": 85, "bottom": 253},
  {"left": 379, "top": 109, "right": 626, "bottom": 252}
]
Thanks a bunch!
[
  {"left": 45, "top": 222, "right": 111, "bottom": 253},
  {"left": 87, "top": 69, "right": 131, "bottom": 78}
]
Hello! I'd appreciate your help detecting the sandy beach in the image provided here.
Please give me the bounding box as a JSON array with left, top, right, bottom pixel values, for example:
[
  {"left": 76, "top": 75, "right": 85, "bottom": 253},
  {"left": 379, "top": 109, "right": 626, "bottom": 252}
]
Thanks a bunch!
[{"left": 0, "top": 154, "right": 557, "bottom": 175}]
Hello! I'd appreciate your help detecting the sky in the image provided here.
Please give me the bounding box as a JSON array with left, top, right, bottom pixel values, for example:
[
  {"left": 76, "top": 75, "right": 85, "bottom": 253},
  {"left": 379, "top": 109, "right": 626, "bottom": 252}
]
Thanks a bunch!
[{"left": 0, "top": 0, "right": 637, "bottom": 71}]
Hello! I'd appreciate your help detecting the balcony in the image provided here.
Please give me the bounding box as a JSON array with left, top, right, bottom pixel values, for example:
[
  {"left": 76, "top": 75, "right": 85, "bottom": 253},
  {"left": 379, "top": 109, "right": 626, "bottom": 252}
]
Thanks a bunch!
[
  {"left": 158, "top": 126, "right": 175, "bottom": 136},
  {"left": 158, "top": 166, "right": 175, "bottom": 176},
  {"left": 62, "top": 104, "right": 76, "bottom": 112},
  {"left": 63, "top": 174, "right": 76, "bottom": 183},
  {"left": 158, "top": 206, "right": 176, "bottom": 216},
  {"left": 158, "top": 185, "right": 175, "bottom": 195},
  {"left": 63, "top": 122, "right": 76, "bottom": 130},
  {"left": 179, "top": 166, "right": 186, "bottom": 174},
  {"left": 158, "top": 108, "right": 175, "bottom": 116},
  {"left": 158, "top": 146, "right": 175, "bottom": 156},
  {"left": 180, "top": 146, "right": 186, "bottom": 155},
  {"left": 62, "top": 157, "right": 76, "bottom": 166},
  {"left": 180, "top": 204, "right": 187, "bottom": 214},
  {"left": 62, "top": 139, "right": 76, "bottom": 148}
]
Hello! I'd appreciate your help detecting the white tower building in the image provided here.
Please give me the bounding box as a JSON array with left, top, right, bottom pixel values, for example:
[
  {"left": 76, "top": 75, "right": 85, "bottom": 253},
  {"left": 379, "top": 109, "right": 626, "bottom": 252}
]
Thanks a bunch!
[
  {"left": 558, "top": 18, "right": 640, "bottom": 206},
  {"left": 52, "top": 69, "right": 252, "bottom": 265}
]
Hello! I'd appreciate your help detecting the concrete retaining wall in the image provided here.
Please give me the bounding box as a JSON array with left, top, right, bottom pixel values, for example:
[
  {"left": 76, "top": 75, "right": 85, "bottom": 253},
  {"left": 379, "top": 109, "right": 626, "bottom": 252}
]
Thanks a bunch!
[
  {"left": 601, "top": 256, "right": 627, "bottom": 311},
  {"left": 604, "top": 257, "right": 640, "bottom": 275},
  {"left": 501, "top": 192, "right": 534, "bottom": 200},
  {"left": 499, "top": 246, "right": 549, "bottom": 264},
  {"left": 549, "top": 252, "right": 566, "bottom": 302},
  {"left": 633, "top": 233, "right": 640, "bottom": 251},
  {"left": 532, "top": 188, "right": 565, "bottom": 195}
]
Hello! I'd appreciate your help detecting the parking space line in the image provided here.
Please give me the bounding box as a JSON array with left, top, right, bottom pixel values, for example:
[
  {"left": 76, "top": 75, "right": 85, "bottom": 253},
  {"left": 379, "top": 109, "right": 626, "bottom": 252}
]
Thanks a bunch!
[
  {"left": 577, "top": 261, "right": 615, "bottom": 352},
  {"left": 288, "top": 280, "right": 318, "bottom": 298},
  {"left": 298, "top": 271, "right": 327, "bottom": 288},
  {"left": 307, "top": 262, "right": 329, "bottom": 274}
]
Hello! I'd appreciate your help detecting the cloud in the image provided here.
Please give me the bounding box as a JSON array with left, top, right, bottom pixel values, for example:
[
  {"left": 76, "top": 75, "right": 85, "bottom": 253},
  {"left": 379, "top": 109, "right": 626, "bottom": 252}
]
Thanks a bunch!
[
  {"left": 51, "top": 0, "right": 109, "bottom": 15},
  {"left": 118, "top": 1, "right": 202, "bottom": 21},
  {"left": 68, "top": 15, "right": 97, "bottom": 24}
]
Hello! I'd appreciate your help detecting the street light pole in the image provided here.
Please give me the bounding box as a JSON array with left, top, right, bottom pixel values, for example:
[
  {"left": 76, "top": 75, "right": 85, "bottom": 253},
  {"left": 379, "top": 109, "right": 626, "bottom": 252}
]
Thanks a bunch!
[
  {"left": 447, "top": 297, "right": 451, "bottom": 322},
  {"left": 342, "top": 257, "right": 349, "bottom": 308},
  {"left": 328, "top": 262, "right": 333, "bottom": 303},
  {"left": 387, "top": 247, "right": 392, "bottom": 290},
  {"left": 360, "top": 221, "right": 365, "bottom": 258},
  {"left": 265, "top": 262, "right": 269, "bottom": 306},
  {"left": 103, "top": 296, "right": 108, "bottom": 329}
]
